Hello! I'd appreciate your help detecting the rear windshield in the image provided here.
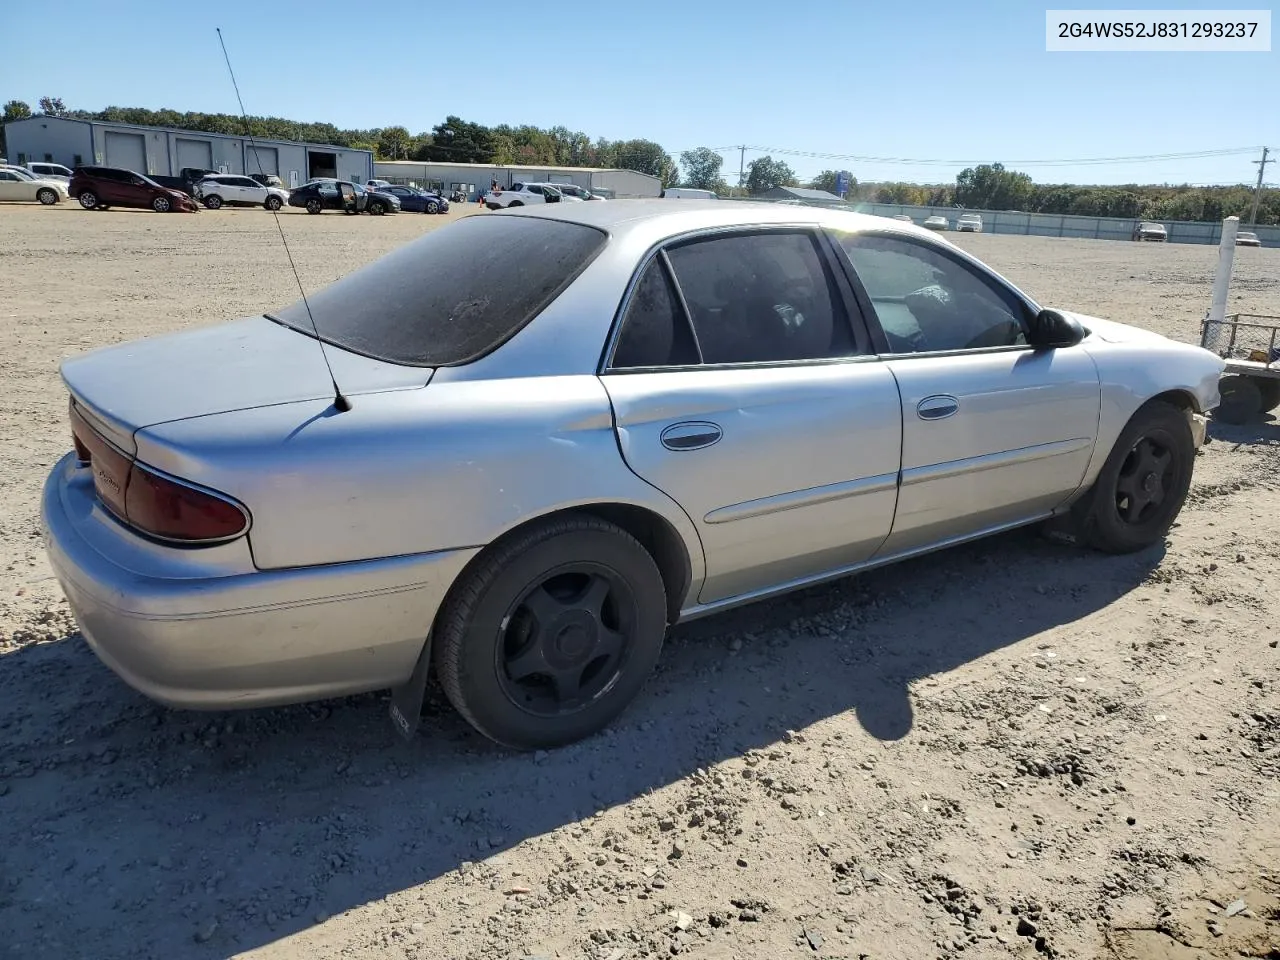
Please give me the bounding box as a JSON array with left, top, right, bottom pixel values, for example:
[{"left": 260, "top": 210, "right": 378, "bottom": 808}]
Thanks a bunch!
[{"left": 269, "top": 214, "right": 608, "bottom": 367}]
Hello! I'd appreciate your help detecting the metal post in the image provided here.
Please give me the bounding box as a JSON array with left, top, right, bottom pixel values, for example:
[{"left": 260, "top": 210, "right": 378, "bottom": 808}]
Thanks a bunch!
[
  {"left": 1204, "top": 216, "right": 1240, "bottom": 355},
  {"left": 1248, "top": 146, "right": 1270, "bottom": 225}
]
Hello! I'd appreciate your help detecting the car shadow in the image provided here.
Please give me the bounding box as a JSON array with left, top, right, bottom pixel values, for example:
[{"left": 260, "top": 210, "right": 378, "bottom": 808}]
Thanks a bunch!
[
  {"left": 1207, "top": 413, "right": 1280, "bottom": 449},
  {"left": 0, "top": 528, "right": 1165, "bottom": 958}
]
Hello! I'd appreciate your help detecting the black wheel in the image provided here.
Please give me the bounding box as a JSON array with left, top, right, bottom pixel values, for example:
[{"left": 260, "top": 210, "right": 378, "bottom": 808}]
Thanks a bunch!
[
  {"left": 1071, "top": 400, "right": 1195, "bottom": 554},
  {"left": 368, "top": 200, "right": 386, "bottom": 215},
  {"left": 1253, "top": 377, "right": 1280, "bottom": 413},
  {"left": 507, "top": 200, "right": 523, "bottom": 207},
  {"left": 264, "top": 195, "right": 282, "bottom": 211},
  {"left": 434, "top": 515, "right": 667, "bottom": 750},
  {"left": 425, "top": 200, "right": 439, "bottom": 214},
  {"left": 152, "top": 196, "right": 172, "bottom": 213},
  {"left": 203, "top": 195, "right": 223, "bottom": 209},
  {"left": 305, "top": 198, "right": 323, "bottom": 215},
  {"left": 1214, "top": 375, "right": 1263, "bottom": 424},
  {"left": 78, "top": 190, "right": 99, "bottom": 210},
  {"left": 37, "top": 188, "right": 58, "bottom": 205}
]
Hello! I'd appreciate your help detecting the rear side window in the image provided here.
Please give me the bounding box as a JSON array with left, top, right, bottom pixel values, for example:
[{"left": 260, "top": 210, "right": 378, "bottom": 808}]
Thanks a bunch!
[{"left": 270, "top": 215, "right": 607, "bottom": 367}]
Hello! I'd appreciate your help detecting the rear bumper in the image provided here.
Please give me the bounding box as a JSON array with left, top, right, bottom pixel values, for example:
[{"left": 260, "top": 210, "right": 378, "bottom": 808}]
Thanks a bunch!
[{"left": 42, "top": 454, "right": 478, "bottom": 710}]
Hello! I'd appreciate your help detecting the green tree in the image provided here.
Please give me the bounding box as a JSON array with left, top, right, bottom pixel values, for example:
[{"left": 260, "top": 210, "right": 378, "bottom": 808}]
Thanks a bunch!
[
  {"left": 809, "top": 170, "right": 841, "bottom": 194},
  {"left": 37, "top": 96, "right": 66, "bottom": 116},
  {"left": 746, "top": 156, "right": 798, "bottom": 195},
  {"left": 3, "top": 99, "right": 31, "bottom": 122},
  {"left": 611, "top": 138, "right": 677, "bottom": 184},
  {"left": 420, "top": 116, "right": 494, "bottom": 164},
  {"left": 680, "top": 147, "right": 725, "bottom": 190},
  {"left": 954, "top": 162, "right": 1033, "bottom": 210},
  {"left": 376, "top": 125, "right": 412, "bottom": 160}
]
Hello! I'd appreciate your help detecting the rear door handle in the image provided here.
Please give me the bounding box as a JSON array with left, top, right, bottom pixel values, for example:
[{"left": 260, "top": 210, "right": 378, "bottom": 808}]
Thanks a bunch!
[
  {"left": 661, "top": 421, "right": 723, "bottom": 451},
  {"left": 917, "top": 395, "right": 959, "bottom": 421}
]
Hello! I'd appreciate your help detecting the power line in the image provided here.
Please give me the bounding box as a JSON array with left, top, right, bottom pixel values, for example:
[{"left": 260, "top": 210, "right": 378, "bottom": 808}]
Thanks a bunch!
[{"left": 724, "top": 144, "right": 1263, "bottom": 168}]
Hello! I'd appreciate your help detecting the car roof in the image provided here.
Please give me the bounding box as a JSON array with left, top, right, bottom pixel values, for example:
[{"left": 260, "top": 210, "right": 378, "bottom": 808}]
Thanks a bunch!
[{"left": 498, "top": 198, "right": 945, "bottom": 241}]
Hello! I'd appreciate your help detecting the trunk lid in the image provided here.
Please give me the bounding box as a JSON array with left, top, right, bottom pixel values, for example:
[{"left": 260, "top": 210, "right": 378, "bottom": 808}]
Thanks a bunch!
[{"left": 61, "top": 315, "right": 432, "bottom": 433}]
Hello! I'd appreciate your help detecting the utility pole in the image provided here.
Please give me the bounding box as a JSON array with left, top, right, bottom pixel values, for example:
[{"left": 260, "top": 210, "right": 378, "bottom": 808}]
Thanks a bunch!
[
  {"left": 738, "top": 145, "right": 746, "bottom": 193},
  {"left": 1248, "top": 146, "right": 1271, "bottom": 225}
]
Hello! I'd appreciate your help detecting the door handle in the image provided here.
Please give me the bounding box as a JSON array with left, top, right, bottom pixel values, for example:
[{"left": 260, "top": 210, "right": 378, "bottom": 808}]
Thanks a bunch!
[
  {"left": 917, "top": 395, "right": 959, "bottom": 421},
  {"left": 660, "top": 421, "right": 722, "bottom": 451}
]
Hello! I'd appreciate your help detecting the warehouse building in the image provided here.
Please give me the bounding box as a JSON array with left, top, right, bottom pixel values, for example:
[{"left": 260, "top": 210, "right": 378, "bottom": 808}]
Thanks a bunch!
[
  {"left": 3, "top": 115, "right": 373, "bottom": 187},
  {"left": 373, "top": 160, "right": 662, "bottom": 200}
]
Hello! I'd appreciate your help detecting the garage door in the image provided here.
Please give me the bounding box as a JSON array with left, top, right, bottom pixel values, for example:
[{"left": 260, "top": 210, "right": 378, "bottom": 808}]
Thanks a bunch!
[
  {"left": 104, "top": 131, "right": 147, "bottom": 173},
  {"left": 175, "top": 138, "right": 213, "bottom": 172},
  {"left": 246, "top": 145, "right": 279, "bottom": 176}
]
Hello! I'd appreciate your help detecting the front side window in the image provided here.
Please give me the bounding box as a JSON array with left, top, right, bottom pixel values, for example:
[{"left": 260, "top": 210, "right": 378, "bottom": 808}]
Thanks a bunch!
[{"left": 834, "top": 233, "right": 1029, "bottom": 354}]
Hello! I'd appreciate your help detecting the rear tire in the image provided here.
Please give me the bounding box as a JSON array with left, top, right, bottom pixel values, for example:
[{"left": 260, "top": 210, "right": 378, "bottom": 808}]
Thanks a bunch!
[
  {"left": 78, "top": 191, "right": 99, "bottom": 210},
  {"left": 368, "top": 200, "right": 386, "bottom": 215},
  {"left": 37, "top": 188, "right": 58, "bottom": 205},
  {"left": 507, "top": 200, "right": 523, "bottom": 207},
  {"left": 1253, "top": 377, "right": 1280, "bottom": 414},
  {"left": 305, "top": 198, "right": 323, "bottom": 214},
  {"left": 1214, "top": 375, "right": 1263, "bottom": 424},
  {"left": 1071, "top": 400, "right": 1194, "bottom": 554},
  {"left": 264, "top": 195, "right": 282, "bottom": 211},
  {"left": 433, "top": 515, "right": 668, "bottom": 751}
]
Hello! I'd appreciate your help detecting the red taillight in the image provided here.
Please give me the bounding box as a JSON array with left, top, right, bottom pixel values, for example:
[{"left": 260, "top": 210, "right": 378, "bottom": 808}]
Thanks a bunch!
[
  {"left": 124, "top": 461, "right": 248, "bottom": 543},
  {"left": 69, "top": 401, "right": 248, "bottom": 544}
]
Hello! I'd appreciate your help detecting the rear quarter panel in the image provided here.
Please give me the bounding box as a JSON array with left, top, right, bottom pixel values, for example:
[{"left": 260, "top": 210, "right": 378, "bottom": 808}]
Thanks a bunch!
[{"left": 133, "top": 375, "right": 706, "bottom": 587}]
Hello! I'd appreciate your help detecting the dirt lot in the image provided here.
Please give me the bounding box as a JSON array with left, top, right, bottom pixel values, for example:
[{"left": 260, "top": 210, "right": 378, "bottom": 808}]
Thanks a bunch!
[{"left": 0, "top": 203, "right": 1277, "bottom": 960}]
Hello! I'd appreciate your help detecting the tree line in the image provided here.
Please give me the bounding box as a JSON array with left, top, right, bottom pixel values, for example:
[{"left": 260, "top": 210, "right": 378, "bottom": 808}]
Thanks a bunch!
[{"left": 2, "top": 98, "right": 1272, "bottom": 224}]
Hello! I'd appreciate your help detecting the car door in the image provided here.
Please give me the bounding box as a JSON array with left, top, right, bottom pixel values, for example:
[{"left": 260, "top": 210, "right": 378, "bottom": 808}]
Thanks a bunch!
[
  {"left": 120, "top": 172, "right": 154, "bottom": 207},
  {"left": 600, "top": 228, "right": 904, "bottom": 606},
  {"left": 90, "top": 169, "right": 124, "bottom": 204},
  {"left": 829, "top": 229, "right": 1101, "bottom": 557},
  {"left": 0, "top": 170, "right": 29, "bottom": 200}
]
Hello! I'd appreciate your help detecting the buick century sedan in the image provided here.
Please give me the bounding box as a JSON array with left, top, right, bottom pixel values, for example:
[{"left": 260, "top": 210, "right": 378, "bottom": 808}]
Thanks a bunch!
[{"left": 43, "top": 201, "right": 1223, "bottom": 750}]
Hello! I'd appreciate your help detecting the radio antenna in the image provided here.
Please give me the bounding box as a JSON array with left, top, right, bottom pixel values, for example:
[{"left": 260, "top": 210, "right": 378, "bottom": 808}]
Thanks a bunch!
[{"left": 216, "top": 27, "right": 350, "bottom": 413}]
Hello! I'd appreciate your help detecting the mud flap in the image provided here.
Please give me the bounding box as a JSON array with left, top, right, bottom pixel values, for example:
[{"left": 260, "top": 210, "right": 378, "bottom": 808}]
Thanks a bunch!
[{"left": 388, "top": 633, "right": 432, "bottom": 742}]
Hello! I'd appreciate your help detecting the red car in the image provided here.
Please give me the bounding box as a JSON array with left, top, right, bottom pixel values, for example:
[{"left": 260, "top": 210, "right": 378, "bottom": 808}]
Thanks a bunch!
[{"left": 69, "top": 166, "right": 200, "bottom": 213}]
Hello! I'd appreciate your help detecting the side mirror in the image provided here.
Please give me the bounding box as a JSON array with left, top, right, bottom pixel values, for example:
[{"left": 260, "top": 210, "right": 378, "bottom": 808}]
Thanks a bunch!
[{"left": 1029, "top": 309, "right": 1086, "bottom": 350}]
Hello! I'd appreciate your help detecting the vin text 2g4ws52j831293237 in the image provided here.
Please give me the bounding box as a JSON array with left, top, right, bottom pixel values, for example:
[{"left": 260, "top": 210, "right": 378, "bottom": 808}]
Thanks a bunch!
[{"left": 41, "top": 201, "right": 1223, "bottom": 752}]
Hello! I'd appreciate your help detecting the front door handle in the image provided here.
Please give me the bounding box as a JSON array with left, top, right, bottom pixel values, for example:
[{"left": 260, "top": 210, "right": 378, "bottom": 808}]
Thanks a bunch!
[
  {"left": 917, "top": 395, "right": 959, "bottom": 421},
  {"left": 661, "top": 421, "right": 722, "bottom": 451}
]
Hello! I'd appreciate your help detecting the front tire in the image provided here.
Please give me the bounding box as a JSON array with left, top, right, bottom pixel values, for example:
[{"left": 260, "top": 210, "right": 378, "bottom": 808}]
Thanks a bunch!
[
  {"left": 433, "top": 515, "right": 668, "bottom": 751},
  {"left": 1071, "top": 400, "right": 1195, "bottom": 554},
  {"left": 425, "top": 200, "right": 439, "bottom": 214},
  {"left": 152, "top": 196, "right": 172, "bottom": 213},
  {"left": 37, "top": 188, "right": 59, "bottom": 205},
  {"left": 203, "top": 195, "right": 223, "bottom": 209}
]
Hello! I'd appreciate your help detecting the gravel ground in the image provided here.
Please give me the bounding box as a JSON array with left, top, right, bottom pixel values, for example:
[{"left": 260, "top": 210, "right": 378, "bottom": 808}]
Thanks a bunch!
[{"left": 0, "top": 203, "right": 1277, "bottom": 960}]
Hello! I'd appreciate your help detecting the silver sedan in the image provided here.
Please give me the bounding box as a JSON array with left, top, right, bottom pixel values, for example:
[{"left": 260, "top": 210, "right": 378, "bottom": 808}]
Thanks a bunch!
[{"left": 42, "top": 200, "right": 1224, "bottom": 750}]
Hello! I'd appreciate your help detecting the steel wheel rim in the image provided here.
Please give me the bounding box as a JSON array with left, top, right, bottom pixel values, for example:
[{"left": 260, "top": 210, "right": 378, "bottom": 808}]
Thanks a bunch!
[
  {"left": 1115, "top": 435, "right": 1175, "bottom": 525},
  {"left": 155, "top": 198, "right": 170, "bottom": 212},
  {"left": 495, "top": 564, "right": 638, "bottom": 719}
]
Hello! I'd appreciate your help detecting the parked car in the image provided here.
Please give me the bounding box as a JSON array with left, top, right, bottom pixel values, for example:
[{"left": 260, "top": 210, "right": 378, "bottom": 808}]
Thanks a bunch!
[
  {"left": 42, "top": 201, "right": 1223, "bottom": 751},
  {"left": 923, "top": 215, "right": 948, "bottom": 230},
  {"left": 25, "top": 161, "right": 74, "bottom": 182},
  {"left": 375, "top": 184, "right": 450, "bottom": 213},
  {"left": 1133, "top": 222, "right": 1167, "bottom": 242},
  {"left": 355, "top": 184, "right": 400, "bottom": 215},
  {"left": 485, "top": 182, "right": 568, "bottom": 209},
  {"left": 69, "top": 166, "right": 199, "bottom": 212},
  {"left": 662, "top": 187, "right": 719, "bottom": 199},
  {"left": 249, "top": 173, "right": 287, "bottom": 190},
  {"left": 956, "top": 213, "right": 983, "bottom": 233},
  {"left": 366, "top": 179, "right": 395, "bottom": 191},
  {"left": 0, "top": 166, "right": 69, "bottom": 205},
  {"left": 553, "top": 183, "right": 605, "bottom": 201},
  {"left": 195, "top": 174, "right": 290, "bottom": 210},
  {"left": 1235, "top": 231, "right": 1262, "bottom": 247},
  {"left": 891, "top": 214, "right": 913, "bottom": 223}
]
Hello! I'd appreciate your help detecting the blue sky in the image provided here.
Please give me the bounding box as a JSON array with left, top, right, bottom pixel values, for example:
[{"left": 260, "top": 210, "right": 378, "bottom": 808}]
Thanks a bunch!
[{"left": 3, "top": 0, "right": 1275, "bottom": 187}]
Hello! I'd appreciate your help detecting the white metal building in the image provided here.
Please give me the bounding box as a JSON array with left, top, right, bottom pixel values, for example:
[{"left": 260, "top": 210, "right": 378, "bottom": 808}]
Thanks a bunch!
[
  {"left": 373, "top": 160, "right": 662, "bottom": 199},
  {"left": 3, "top": 115, "right": 374, "bottom": 186}
]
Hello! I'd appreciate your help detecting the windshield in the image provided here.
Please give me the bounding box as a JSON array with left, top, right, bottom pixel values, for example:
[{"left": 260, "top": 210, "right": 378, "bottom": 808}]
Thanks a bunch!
[
  {"left": 269, "top": 215, "right": 608, "bottom": 367},
  {"left": 6, "top": 167, "right": 37, "bottom": 180}
]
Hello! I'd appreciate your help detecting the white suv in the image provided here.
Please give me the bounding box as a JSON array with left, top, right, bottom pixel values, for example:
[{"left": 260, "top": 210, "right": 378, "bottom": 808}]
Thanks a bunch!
[
  {"left": 195, "top": 174, "right": 290, "bottom": 211},
  {"left": 485, "top": 182, "right": 582, "bottom": 209}
]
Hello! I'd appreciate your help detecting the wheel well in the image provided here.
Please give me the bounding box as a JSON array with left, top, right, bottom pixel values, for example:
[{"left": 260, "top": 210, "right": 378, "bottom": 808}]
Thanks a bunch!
[
  {"left": 447, "top": 505, "right": 693, "bottom": 625},
  {"left": 1146, "top": 389, "right": 1201, "bottom": 414}
]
